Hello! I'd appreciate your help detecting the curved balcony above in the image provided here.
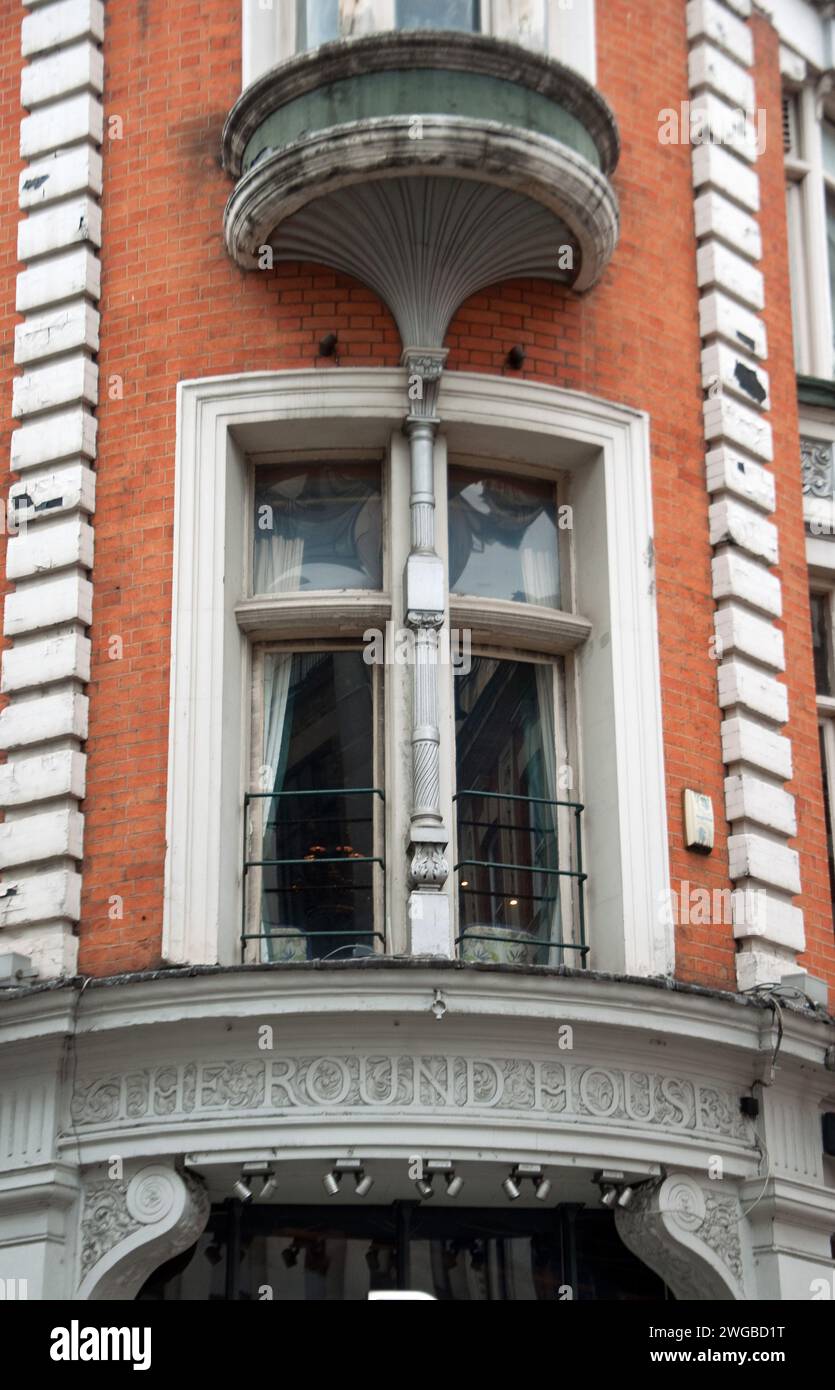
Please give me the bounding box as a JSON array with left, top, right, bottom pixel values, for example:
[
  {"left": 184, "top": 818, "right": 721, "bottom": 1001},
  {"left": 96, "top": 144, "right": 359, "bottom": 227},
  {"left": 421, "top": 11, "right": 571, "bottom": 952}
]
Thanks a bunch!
[{"left": 222, "top": 32, "right": 620, "bottom": 349}]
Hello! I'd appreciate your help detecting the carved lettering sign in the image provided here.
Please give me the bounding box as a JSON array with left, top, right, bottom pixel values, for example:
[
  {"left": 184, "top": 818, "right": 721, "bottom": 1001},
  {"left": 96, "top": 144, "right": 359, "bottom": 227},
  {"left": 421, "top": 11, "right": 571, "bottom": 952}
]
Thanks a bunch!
[{"left": 70, "top": 1055, "right": 749, "bottom": 1140}]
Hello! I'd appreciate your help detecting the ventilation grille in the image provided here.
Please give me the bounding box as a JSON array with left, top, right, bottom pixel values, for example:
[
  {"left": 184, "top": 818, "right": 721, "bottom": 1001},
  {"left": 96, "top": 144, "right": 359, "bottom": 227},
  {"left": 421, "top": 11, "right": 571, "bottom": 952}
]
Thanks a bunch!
[{"left": 783, "top": 92, "right": 799, "bottom": 157}]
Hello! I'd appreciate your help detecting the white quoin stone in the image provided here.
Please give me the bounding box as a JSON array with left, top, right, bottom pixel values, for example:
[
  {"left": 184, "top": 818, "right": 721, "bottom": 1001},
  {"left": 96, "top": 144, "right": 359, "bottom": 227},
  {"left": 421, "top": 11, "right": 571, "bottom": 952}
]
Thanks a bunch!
[
  {"left": 0, "top": 749, "right": 86, "bottom": 809},
  {"left": 20, "top": 93, "right": 103, "bottom": 160},
  {"left": 735, "top": 944, "right": 800, "bottom": 992},
  {"left": 19, "top": 144, "right": 102, "bottom": 209},
  {"left": 9, "top": 461, "right": 96, "bottom": 522},
  {"left": 11, "top": 405, "right": 97, "bottom": 469},
  {"left": 689, "top": 92, "right": 758, "bottom": 164},
  {"left": 688, "top": 40, "right": 756, "bottom": 111},
  {"left": 3, "top": 573, "right": 93, "bottom": 637},
  {"left": 21, "top": 39, "right": 104, "bottom": 109},
  {"left": 691, "top": 143, "right": 759, "bottom": 212},
  {"left": 714, "top": 604, "right": 784, "bottom": 670},
  {"left": 18, "top": 195, "right": 101, "bottom": 260},
  {"left": 694, "top": 190, "right": 761, "bottom": 261},
  {"left": 709, "top": 498, "right": 778, "bottom": 564},
  {"left": 21, "top": 0, "right": 105, "bottom": 58},
  {"left": 725, "top": 773, "right": 797, "bottom": 837},
  {"left": 703, "top": 395, "right": 773, "bottom": 461},
  {"left": 728, "top": 835, "right": 801, "bottom": 896},
  {"left": 697, "top": 242, "right": 764, "bottom": 310},
  {"left": 1, "top": 632, "right": 91, "bottom": 691},
  {"left": 732, "top": 892, "right": 805, "bottom": 952},
  {"left": 686, "top": 0, "right": 754, "bottom": 67},
  {"left": 12, "top": 355, "right": 98, "bottom": 420},
  {"left": 699, "top": 291, "right": 767, "bottom": 360},
  {"left": 0, "top": 688, "right": 88, "bottom": 749},
  {"left": 702, "top": 343, "right": 770, "bottom": 412},
  {"left": 712, "top": 551, "right": 782, "bottom": 617},
  {"left": 0, "top": 807, "right": 84, "bottom": 870},
  {"left": 721, "top": 715, "right": 793, "bottom": 781},
  {"left": 16, "top": 246, "right": 100, "bottom": 313},
  {"left": 6, "top": 515, "right": 94, "bottom": 580},
  {"left": 705, "top": 446, "right": 775, "bottom": 513},
  {"left": 14, "top": 300, "right": 100, "bottom": 366},
  {"left": 717, "top": 659, "right": 788, "bottom": 725},
  {"left": 0, "top": 868, "right": 81, "bottom": 930}
]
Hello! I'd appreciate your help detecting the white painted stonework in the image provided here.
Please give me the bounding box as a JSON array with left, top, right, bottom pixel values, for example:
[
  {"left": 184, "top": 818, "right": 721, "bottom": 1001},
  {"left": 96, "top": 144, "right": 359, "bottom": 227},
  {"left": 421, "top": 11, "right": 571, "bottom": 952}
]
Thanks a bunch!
[
  {"left": 0, "top": 0, "right": 105, "bottom": 978},
  {"left": 688, "top": 0, "right": 805, "bottom": 990},
  {"left": 0, "top": 967, "right": 831, "bottom": 1302}
]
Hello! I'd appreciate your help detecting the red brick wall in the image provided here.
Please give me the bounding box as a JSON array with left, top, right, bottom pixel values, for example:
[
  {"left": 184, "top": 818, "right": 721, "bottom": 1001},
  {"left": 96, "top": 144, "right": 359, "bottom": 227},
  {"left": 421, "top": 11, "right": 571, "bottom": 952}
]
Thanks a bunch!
[
  {"left": 57, "top": 0, "right": 830, "bottom": 994},
  {"left": 0, "top": 10, "right": 23, "bottom": 783}
]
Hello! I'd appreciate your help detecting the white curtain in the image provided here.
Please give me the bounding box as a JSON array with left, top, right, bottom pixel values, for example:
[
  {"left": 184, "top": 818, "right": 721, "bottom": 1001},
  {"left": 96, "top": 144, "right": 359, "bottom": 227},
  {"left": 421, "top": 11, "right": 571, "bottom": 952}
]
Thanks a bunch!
[
  {"left": 521, "top": 544, "right": 559, "bottom": 608},
  {"left": 260, "top": 653, "right": 293, "bottom": 961},
  {"left": 254, "top": 530, "right": 304, "bottom": 597},
  {"left": 534, "top": 662, "right": 561, "bottom": 953}
]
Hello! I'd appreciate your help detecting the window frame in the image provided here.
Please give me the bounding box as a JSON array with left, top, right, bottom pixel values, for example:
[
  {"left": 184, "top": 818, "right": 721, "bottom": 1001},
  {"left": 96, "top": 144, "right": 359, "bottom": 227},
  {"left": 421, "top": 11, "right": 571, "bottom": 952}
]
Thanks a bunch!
[{"left": 784, "top": 83, "right": 835, "bottom": 379}]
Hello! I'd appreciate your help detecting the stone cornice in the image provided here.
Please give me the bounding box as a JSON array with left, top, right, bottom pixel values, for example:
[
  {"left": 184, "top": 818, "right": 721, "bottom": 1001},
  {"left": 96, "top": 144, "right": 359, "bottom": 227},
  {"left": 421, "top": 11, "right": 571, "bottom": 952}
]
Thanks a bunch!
[{"left": 222, "top": 30, "right": 620, "bottom": 179}]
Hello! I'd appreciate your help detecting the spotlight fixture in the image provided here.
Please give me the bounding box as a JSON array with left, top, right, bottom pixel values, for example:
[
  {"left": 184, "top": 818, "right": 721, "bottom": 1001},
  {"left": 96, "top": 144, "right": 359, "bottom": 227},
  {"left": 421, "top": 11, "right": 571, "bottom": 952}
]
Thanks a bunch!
[
  {"left": 260, "top": 1173, "right": 279, "bottom": 1201},
  {"left": 506, "top": 344, "right": 526, "bottom": 370},
  {"left": 445, "top": 1173, "right": 464, "bottom": 1198},
  {"left": 232, "top": 1177, "right": 252, "bottom": 1203},
  {"left": 593, "top": 1169, "right": 628, "bottom": 1209},
  {"left": 415, "top": 1177, "right": 435, "bottom": 1199},
  {"left": 323, "top": 1159, "right": 374, "bottom": 1197},
  {"left": 239, "top": 1160, "right": 276, "bottom": 1203},
  {"left": 318, "top": 332, "right": 338, "bottom": 358},
  {"left": 617, "top": 1186, "right": 634, "bottom": 1209},
  {"left": 503, "top": 1163, "right": 550, "bottom": 1202},
  {"left": 205, "top": 1243, "right": 223, "bottom": 1267}
]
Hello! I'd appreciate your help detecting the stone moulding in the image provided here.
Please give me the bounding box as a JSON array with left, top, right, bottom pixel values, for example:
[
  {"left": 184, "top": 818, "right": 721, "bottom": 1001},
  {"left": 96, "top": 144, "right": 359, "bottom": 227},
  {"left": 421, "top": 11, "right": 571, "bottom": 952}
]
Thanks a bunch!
[{"left": 221, "top": 31, "right": 620, "bottom": 179}]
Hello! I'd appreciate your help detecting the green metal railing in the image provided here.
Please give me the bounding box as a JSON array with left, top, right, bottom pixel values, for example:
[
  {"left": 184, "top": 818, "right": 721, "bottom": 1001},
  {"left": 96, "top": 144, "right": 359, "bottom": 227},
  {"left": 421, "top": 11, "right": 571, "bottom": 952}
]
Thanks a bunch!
[
  {"left": 453, "top": 789, "right": 588, "bottom": 965},
  {"left": 241, "top": 787, "right": 385, "bottom": 962}
]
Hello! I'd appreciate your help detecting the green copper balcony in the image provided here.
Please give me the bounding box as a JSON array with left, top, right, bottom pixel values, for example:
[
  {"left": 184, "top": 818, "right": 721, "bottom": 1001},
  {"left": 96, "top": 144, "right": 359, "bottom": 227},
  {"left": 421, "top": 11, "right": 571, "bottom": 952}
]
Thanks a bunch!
[{"left": 222, "top": 31, "right": 620, "bottom": 349}]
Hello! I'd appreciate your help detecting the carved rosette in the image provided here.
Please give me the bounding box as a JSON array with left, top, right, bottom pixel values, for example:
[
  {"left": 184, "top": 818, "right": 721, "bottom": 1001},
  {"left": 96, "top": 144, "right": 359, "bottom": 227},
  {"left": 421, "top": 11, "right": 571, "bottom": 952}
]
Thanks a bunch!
[
  {"left": 801, "top": 437, "right": 834, "bottom": 497},
  {"left": 77, "top": 1163, "right": 210, "bottom": 1301},
  {"left": 615, "top": 1173, "right": 747, "bottom": 1301}
]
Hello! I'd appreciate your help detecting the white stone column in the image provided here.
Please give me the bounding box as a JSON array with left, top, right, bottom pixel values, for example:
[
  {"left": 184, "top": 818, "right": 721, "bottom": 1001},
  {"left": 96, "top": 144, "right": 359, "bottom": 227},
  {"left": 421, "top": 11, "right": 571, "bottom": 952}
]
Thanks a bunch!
[{"left": 403, "top": 350, "right": 452, "bottom": 956}]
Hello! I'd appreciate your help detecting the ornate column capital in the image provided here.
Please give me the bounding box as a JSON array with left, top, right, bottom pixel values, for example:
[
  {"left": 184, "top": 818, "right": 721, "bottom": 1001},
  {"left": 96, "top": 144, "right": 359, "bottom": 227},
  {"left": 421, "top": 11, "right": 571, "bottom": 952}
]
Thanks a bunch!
[{"left": 403, "top": 346, "right": 448, "bottom": 421}]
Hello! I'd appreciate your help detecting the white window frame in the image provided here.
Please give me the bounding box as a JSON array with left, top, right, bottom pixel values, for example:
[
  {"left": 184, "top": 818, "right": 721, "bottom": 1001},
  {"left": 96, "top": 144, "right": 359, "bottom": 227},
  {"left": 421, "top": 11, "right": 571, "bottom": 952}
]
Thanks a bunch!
[
  {"left": 241, "top": 0, "right": 596, "bottom": 89},
  {"left": 164, "top": 369, "right": 671, "bottom": 978},
  {"left": 785, "top": 83, "right": 835, "bottom": 378}
]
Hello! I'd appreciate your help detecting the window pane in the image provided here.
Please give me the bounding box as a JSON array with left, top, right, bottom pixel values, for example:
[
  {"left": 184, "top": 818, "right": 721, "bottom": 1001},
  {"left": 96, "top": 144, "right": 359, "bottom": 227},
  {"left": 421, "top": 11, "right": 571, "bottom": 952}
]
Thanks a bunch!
[
  {"left": 819, "top": 725, "right": 835, "bottom": 906},
  {"left": 448, "top": 467, "right": 560, "bottom": 607},
  {"left": 810, "top": 593, "right": 832, "bottom": 695},
  {"left": 254, "top": 462, "right": 382, "bottom": 594},
  {"left": 297, "top": 0, "right": 340, "bottom": 50},
  {"left": 823, "top": 120, "right": 835, "bottom": 180},
  {"left": 396, "top": 0, "right": 479, "bottom": 31},
  {"left": 827, "top": 193, "right": 835, "bottom": 371},
  {"left": 455, "top": 656, "right": 562, "bottom": 960},
  {"left": 260, "top": 651, "right": 376, "bottom": 960}
]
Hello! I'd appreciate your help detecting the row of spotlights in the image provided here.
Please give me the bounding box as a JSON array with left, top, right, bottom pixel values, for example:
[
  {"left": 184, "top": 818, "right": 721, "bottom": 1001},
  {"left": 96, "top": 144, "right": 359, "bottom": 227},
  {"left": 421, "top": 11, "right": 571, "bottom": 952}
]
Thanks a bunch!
[
  {"left": 594, "top": 1169, "right": 635, "bottom": 1209},
  {"left": 232, "top": 1159, "right": 562, "bottom": 1206},
  {"left": 503, "top": 1164, "right": 551, "bottom": 1202},
  {"left": 232, "top": 1161, "right": 278, "bottom": 1204},
  {"left": 323, "top": 1160, "right": 374, "bottom": 1197}
]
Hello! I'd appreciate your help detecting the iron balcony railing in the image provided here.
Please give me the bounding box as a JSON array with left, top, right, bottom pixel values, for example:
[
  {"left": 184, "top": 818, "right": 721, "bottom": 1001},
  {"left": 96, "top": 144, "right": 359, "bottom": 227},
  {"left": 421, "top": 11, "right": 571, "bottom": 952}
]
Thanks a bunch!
[
  {"left": 241, "top": 787, "right": 385, "bottom": 963},
  {"left": 453, "top": 789, "right": 588, "bottom": 965}
]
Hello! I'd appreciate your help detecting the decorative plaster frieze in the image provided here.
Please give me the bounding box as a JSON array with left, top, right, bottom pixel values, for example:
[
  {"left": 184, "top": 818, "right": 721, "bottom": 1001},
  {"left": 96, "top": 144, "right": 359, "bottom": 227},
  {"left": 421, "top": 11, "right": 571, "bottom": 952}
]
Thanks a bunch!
[
  {"left": 1, "top": 0, "right": 105, "bottom": 978},
  {"left": 801, "top": 437, "right": 834, "bottom": 497},
  {"left": 70, "top": 1054, "right": 751, "bottom": 1142}
]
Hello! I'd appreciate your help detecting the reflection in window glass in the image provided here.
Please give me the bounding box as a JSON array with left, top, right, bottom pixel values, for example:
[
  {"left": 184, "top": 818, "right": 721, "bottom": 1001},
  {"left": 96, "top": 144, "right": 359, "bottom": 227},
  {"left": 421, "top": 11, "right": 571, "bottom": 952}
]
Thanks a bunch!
[
  {"left": 260, "top": 651, "right": 376, "bottom": 961},
  {"left": 448, "top": 467, "right": 560, "bottom": 607},
  {"left": 254, "top": 462, "right": 382, "bottom": 594},
  {"left": 297, "top": 0, "right": 340, "bottom": 50},
  {"left": 396, "top": 0, "right": 480, "bottom": 31},
  {"left": 811, "top": 593, "right": 832, "bottom": 696},
  {"left": 455, "top": 656, "right": 562, "bottom": 960}
]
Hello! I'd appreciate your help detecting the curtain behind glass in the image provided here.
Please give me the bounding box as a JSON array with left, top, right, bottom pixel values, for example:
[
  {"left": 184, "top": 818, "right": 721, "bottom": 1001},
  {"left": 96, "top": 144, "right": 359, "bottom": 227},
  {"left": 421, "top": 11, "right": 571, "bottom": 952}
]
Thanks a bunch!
[
  {"left": 260, "top": 651, "right": 374, "bottom": 961},
  {"left": 448, "top": 468, "right": 560, "bottom": 607},
  {"left": 254, "top": 462, "right": 382, "bottom": 595},
  {"left": 454, "top": 657, "right": 561, "bottom": 960}
]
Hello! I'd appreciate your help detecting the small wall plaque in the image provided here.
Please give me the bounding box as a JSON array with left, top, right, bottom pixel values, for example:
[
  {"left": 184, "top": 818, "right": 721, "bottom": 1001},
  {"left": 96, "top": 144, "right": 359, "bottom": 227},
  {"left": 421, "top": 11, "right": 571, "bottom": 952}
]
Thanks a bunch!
[{"left": 684, "top": 789, "right": 714, "bottom": 853}]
